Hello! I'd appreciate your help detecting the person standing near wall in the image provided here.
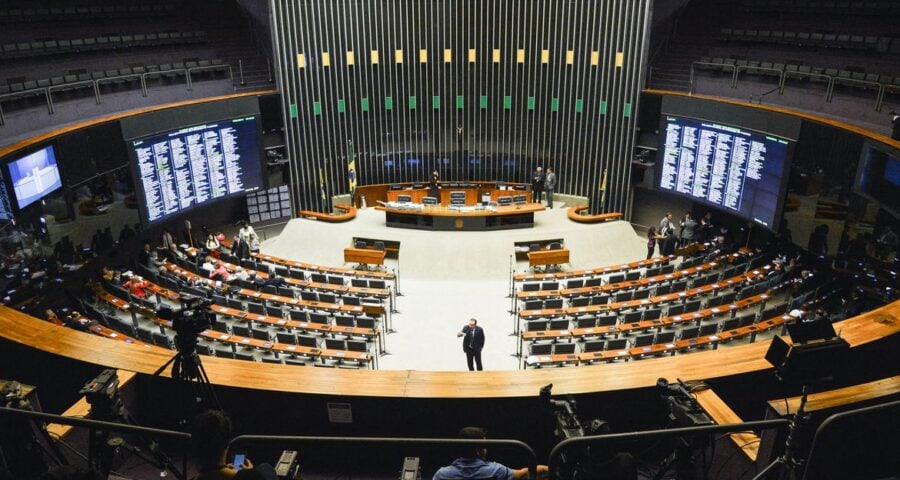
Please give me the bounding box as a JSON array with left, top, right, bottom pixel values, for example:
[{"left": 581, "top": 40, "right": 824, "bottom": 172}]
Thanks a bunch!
[{"left": 544, "top": 167, "right": 556, "bottom": 208}]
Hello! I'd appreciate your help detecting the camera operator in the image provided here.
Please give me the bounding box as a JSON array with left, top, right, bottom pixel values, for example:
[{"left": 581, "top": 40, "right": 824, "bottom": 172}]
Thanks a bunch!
[{"left": 190, "top": 410, "right": 276, "bottom": 480}]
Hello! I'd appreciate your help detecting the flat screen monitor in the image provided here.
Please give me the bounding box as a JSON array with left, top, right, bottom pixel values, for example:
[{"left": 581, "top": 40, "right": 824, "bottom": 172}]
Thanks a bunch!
[
  {"left": 656, "top": 115, "right": 792, "bottom": 229},
  {"left": 855, "top": 143, "right": 900, "bottom": 218},
  {"left": 129, "top": 116, "right": 264, "bottom": 225},
  {"left": 7, "top": 145, "right": 62, "bottom": 210}
]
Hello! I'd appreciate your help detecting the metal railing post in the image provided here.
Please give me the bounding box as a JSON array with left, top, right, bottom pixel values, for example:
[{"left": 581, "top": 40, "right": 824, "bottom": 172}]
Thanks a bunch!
[
  {"left": 238, "top": 59, "right": 245, "bottom": 86},
  {"left": 186, "top": 68, "right": 193, "bottom": 91},
  {"left": 267, "top": 57, "right": 273, "bottom": 83},
  {"left": 548, "top": 419, "right": 791, "bottom": 477},
  {"left": 45, "top": 88, "right": 54, "bottom": 115},
  {"left": 689, "top": 64, "right": 696, "bottom": 94},
  {"left": 93, "top": 80, "right": 101, "bottom": 104}
]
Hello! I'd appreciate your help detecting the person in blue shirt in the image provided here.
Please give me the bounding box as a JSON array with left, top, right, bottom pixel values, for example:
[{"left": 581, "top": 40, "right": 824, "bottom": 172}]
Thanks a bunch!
[{"left": 433, "top": 427, "right": 548, "bottom": 479}]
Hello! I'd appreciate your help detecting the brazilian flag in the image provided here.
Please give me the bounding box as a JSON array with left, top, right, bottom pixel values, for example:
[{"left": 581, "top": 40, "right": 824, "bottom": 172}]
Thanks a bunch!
[{"left": 347, "top": 139, "right": 358, "bottom": 197}]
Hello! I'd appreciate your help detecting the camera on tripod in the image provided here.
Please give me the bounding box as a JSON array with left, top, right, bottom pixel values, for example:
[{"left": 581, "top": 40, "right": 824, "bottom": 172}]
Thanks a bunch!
[
  {"left": 81, "top": 369, "right": 125, "bottom": 421},
  {"left": 158, "top": 295, "right": 215, "bottom": 339},
  {"left": 541, "top": 384, "right": 630, "bottom": 479}
]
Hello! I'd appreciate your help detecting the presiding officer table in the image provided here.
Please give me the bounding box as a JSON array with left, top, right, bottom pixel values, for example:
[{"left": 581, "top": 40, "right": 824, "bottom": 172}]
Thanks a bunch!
[{"left": 375, "top": 203, "right": 546, "bottom": 231}]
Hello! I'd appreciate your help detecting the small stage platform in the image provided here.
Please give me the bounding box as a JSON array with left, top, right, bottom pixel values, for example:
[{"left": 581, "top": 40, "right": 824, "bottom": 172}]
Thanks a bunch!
[{"left": 375, "top": 203, "right": 545, "bottom": 231}]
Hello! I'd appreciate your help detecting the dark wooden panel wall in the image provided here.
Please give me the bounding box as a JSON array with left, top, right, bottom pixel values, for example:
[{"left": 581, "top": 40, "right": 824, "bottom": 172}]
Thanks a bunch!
[{"left": 270, "top": 0, "right": 651, "bottom": 214}]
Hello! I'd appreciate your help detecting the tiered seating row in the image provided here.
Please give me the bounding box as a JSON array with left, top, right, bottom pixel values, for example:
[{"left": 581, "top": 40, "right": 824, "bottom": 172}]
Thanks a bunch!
[
  {"left": 94, "top": 288, "right": 376, "bottom": 369},
  {"left": 1, "top": 31, "right": 208, "bottom": 61}
]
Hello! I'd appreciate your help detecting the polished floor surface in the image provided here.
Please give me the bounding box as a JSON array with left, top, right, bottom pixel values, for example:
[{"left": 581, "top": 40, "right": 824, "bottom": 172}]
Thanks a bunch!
[{"left": 263, "top": 204, "right": 645, "bottom": 371}]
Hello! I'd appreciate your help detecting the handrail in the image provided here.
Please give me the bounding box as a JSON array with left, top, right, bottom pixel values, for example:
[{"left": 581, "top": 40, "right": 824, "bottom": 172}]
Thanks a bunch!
[
  {"left": 689, "top": 62, "right": 737, "bottom": 94},
  {"left": 780, "top": 71, "right": 835, "bottom": 100},
  {"left": 547, "top": 419, "right": 790, "bottom": 476},
  {"left": 0, "top": 405, "right": 191, "bottom": 477},
  {"left": 0, "top": 62, "right": 235, "bottom": 126},
  {"left": 230, "top": 434, "right": 539, "bottom": 476}
]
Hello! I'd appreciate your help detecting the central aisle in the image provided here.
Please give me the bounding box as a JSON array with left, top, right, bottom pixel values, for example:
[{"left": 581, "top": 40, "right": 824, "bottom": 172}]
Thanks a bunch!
[{"left": 262, "top": 205, "right": 646, "bottom": 370}]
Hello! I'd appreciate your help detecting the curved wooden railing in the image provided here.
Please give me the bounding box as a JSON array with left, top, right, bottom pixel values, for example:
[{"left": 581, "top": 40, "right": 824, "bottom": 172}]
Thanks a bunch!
[
  {"left": 1, "top": 301, "right": 896, "bottom": 398},
  {"left": 566, "top": 205, "right": 624, "bottom": 223},
  {"left": 298, "top": 203, "right": 357, "bottom": 222}
]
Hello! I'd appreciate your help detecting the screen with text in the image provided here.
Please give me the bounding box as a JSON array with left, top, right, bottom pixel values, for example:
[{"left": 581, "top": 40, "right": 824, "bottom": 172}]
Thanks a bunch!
[
  {"left": 130, "top": 116, "right": 263, "bottom": 224},
  {"left": 657, "top": 115, "right": 791, "bottom": 228}
]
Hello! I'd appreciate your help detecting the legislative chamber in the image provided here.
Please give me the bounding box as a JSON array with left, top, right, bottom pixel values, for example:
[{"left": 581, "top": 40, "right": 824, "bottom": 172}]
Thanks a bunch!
[{"left": 0, "top": 0, "right": 899, "bottom": 478}]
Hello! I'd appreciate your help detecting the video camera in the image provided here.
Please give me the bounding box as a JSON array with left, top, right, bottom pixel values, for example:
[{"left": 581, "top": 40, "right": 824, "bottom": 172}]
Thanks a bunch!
[
  {"left": 656, "top": 378, "right": 712, "bottom": 428},
  {"left": 540, "top": 383, "right": 585, "bottom": 440},
  {"left": 157, "top": 294, "right": 215, "bottom": 340}
]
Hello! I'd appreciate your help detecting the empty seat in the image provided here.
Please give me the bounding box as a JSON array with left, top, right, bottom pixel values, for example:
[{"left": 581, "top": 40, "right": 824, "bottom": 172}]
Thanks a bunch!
[
  {"left": 526, "top": 320, "right": 548, "bottom": 332},
  {"left": 247, "top": 302, "right": 265, "bottom": 315},
  {"left": 584, "top": 340, "right": 606, "bottom": 352},
  {"left": 566, "top": 279, "right": 584, "bottom": 289},
  {"left": 276, "top": 332, "right": 297, "bottom": 345},
  {"left": 524, "top": 300, "right": 544, "bottom": 311},
  {"left": 680, "top": 326, "right": 700, "bottom": 340},
  {"left": 622, "top": 310, "right": 643, "bottom": 324},
  {"left": 633, "top": 333, "right": 655, "bottom": 348},
  {"left": 325, "top": 338, "right": 346, "bottom": 350},
  {"left": 544, "top": 299, "right": 564, "bottom": 309},
  {"left": 529, "top": 343, "right": 552, "bottom": 355},
  {"left": 553, "top": 343, "right": 576, "bottom": 354},
  {"left": 548, "top": 318, "right": 569, "bottom": 330},
  {"left": 604, "top": 338, "right": 628, "bottom": 351},
  {"left": 334, "top": 314, "right": 356, "bottom": 327},
  {"left": 571, "top": 296, "right": 591, "bottom": 307},
  {"left": 575, "top": 315, "right": 596, "bottom": 328},
  {"left": 656, "top": 331, "right": 676, "bottom": 345}
]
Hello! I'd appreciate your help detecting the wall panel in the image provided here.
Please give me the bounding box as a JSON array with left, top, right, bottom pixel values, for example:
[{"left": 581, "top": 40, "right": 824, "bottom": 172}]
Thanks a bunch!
[{"left": 270, "top": 0, "right": 651, "bottom": 213}]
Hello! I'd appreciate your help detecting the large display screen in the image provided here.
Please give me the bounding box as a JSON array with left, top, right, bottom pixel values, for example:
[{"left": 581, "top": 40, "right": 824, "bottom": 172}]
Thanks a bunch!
[
  {"left": 7, "top": 145, "right": 63, "bottom": 210},
  {"left": 130, "top": 116, "right": 264, "bottom": 224},
  {"left": 657, "top": 115, "right": 792, "bottom": 229},
  {"left": 855, "top": 143, "right": 900, "bottom": 218}
]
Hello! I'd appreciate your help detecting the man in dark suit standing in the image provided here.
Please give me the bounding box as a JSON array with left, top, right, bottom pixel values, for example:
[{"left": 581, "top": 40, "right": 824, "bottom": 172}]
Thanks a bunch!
[
  {"left": 457, "top": 318, "right": 485, "bottom": 371},
  {"left": 531, "top": 166, "right": 544, "bottom": 203}
]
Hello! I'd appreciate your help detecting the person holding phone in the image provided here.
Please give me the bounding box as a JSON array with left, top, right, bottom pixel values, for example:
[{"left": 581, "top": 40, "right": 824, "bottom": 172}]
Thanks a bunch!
[{"left": 191, "top": 410, "right": 277, "bottom": 480}]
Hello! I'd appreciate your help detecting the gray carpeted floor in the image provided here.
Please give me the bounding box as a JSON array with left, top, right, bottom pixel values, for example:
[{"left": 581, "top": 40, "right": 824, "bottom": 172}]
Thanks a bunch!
[{"left": 262, "top": 204, "right": 646, "bottom": 371}]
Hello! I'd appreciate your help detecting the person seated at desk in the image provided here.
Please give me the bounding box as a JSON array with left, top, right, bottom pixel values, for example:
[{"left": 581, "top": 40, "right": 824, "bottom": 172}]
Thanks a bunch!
[
  {"left": 45, "top": 308, "right": 63, "bottom": 326},
  {"left": 190, "top": 410, "right": 277, "bottom": 480},
  {"left": 433, "top": 427, "right": 548, "bottom": 479},
  {"left": 123, "top": 275, "right": 148, "bottom": 298},
  {"left": 209, "top": 262, "right": 231, "bottom": 282}
]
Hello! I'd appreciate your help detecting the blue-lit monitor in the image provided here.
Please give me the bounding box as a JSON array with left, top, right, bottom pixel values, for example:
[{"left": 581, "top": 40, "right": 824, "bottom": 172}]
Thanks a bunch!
[
  {"left": 657, "top": 115, "right": 792, "bottom": 229},
  {"left": 7, "top": 145, "right": 62, "bottom": 210},
  {"left": 855, "top": 142, "right": 900, "bottom": 218}
]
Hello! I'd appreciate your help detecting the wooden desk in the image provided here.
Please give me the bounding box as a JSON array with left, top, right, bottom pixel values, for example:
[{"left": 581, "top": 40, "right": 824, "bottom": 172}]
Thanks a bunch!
[
  {"left": 767, "top": 374, "right": 900, "bottom": 416},
  {"left": 344, "top": 248, "right": 386, "bottom": 266},
  {"left": 524, "top": 353, "right": 579, "bottom": 368},
  {"left": 514, "top": 255, "right": 672, "bottom": 282},
  {"left": 376, "top": 203, "right": 545, "bottom": 231},
  {"left": 694, "top": 388, "right": 762, "bottom": 461},
  {"left": 527, "top": 249, "right": 570, "bottom": 267}
]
